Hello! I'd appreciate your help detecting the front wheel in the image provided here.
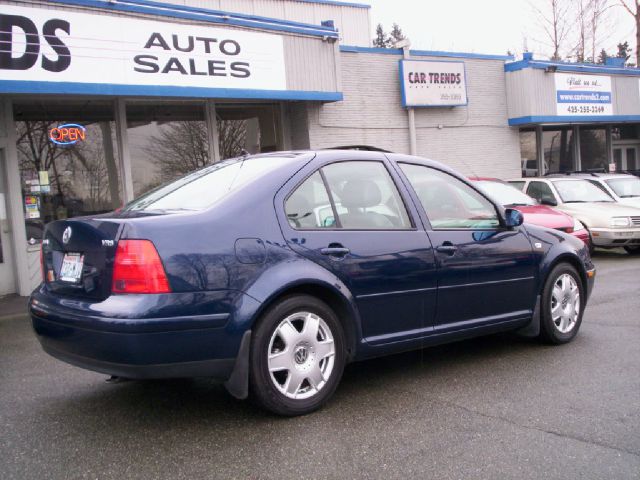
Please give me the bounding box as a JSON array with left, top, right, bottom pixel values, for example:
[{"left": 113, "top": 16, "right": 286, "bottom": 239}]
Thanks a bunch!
[
  {"left": 538, "top": 263, "right": 585, "bottom": 344},
  {"left": 624, "top": 245, "right": 640, "bottom": 255},
  {"left": 249, "top": 295, "right": 346, "bottom": 416}
]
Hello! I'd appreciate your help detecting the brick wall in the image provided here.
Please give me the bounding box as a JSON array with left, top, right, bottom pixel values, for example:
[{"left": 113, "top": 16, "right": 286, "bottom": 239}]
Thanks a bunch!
[{"left": 305, "top": 51, "right": 521, "bottom": 179}]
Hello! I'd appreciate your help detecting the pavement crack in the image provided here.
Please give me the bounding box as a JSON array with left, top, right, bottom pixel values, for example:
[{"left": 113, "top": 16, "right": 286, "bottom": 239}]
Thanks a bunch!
[{"left": 432, "top": 397, "right": 640, "bottom": 458}]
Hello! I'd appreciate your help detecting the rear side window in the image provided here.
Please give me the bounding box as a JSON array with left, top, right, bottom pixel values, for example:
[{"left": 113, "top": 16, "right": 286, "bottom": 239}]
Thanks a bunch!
[
  {"left": 285, "top": 172, "right": 335, "bottom": 228},
  {"left": 284, "top": 161, "right": 412, "bottom": 230},
  {"left": 400, "top": 164, "right": 500, "bottom": 229}
]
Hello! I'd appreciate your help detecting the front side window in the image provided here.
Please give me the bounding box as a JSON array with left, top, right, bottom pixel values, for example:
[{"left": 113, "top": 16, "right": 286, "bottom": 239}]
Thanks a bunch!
[
  {"left": 475, "top": 181, "right": 537, "bottom": 207},
  {"left": 400, "top": 164, "right": 500, "bottom": 229}
]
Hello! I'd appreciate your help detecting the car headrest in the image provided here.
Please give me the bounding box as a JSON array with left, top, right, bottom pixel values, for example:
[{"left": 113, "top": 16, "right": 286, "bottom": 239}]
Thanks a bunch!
[{"left": 340, "top": 179, "right": 382, "bottom": 209}]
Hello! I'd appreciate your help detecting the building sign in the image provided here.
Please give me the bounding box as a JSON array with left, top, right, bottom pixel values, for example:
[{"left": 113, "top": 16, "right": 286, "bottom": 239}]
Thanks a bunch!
[
  {"left": 555, "top": 73, "right": 612, "bottom": 116},
  {"left": 49, "top": 124, "right": 86, "bottom": 145},
  {"left": 399, "top": 60, "right": 467, "bottom": 107},
  {"left": 0, "top": 5, "right": 286, "bottom": 92}
]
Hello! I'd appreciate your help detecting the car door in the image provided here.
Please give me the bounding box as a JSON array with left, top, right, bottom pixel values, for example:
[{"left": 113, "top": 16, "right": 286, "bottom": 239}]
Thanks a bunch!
[
  {"left": 278, "top": 158, "right": 438, "bottom": 345},
  {"left": 397, "top": 163, "right": 537, "bottom": 332}
]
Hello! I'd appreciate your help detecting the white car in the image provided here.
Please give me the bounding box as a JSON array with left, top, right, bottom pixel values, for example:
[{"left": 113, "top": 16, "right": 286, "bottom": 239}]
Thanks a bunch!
[
  {"left": 508, "top": 177, "right": 640, "bottom": 254},
  {"left": 546, "top": 173, "right": 640, "bottom": 209}
]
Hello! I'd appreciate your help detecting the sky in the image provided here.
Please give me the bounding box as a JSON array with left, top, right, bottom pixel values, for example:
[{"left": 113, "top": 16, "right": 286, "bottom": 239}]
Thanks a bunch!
[{"left": 364, "top": 0, "right": 636, "bottom": 61}]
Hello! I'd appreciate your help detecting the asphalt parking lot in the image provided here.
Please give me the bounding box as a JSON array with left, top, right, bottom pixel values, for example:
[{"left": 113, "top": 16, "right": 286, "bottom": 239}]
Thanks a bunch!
[{"left": 1, "top": 250, "right": 639, "bottom": 480}]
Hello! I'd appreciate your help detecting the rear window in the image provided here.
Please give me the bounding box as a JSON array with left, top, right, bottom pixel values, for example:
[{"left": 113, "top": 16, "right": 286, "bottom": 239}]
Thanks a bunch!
[{"left": 124, "top": 157, "right": 281, "bottom": 212}]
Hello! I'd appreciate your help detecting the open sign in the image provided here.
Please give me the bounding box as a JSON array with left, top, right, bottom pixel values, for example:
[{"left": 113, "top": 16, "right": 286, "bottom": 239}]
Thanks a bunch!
[{"left": 49, "top": 124, "right": 86, "bottom": 145}]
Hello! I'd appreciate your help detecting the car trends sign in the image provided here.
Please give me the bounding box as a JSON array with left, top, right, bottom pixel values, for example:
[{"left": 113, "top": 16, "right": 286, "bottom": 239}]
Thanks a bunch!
[
  {"left": 555, "top": 73, "right": 613, "bottom": 116},
  {"left": 0, "top": 5, "right": 286, "bottom": 93},
  {"left": 399, "top": 59, "right": 468, "bottom": 107}
]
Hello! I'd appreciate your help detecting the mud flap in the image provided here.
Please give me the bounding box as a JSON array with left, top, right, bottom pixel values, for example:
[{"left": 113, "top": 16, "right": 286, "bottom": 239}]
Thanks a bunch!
[
  {"left": 224, "top": 330, "right": 251, "bottom": 399},
  {"left": 515, "top": 295, "right": 541, "bottom": 338}
]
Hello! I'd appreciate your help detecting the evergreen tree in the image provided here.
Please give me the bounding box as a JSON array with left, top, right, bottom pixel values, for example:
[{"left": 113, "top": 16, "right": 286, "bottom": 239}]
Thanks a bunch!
[
  {"left": 617, "top": 41, "right": 632, "bottom": 61},
  {"left": 373, "top": 23, "right": 389, "bottom": 48},
  {"left": 597, "top": 48, "right": 608, "bottom": 64},
  {"left": 389, "top": 23, "right": 405, "bottom": 45}
]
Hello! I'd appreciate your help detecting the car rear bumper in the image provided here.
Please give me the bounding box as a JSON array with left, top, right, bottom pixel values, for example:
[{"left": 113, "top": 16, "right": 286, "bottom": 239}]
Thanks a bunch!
[
  {"left": 589, "top": 228, "right": 640, "bottom": 247},
  {"left": 29, "top": 287, "right": 259, "bottom": 380}
]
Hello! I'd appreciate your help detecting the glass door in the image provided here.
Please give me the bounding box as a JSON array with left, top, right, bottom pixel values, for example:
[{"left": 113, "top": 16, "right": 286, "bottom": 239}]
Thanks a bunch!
[
  {"left": 614, "top": 146, "right": 639, "bottom": 172},
  {"left": 0, "top": 148, "right": 16, "bottom": 295}
]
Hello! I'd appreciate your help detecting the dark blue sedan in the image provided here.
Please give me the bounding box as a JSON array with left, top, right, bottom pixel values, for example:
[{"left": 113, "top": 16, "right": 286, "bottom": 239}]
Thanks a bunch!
[{"left": 31, "top": 150, "right": 595, "bottom": 416}]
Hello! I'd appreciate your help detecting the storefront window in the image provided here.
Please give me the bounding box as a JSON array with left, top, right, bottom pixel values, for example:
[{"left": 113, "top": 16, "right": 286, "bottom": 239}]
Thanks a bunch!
[
  {"left": 126, "top": 102, "right": 209, "bottom": 198},
  {"left": 579, "top": 127, "right": 608, "bottom": 172},
  {"left": 612, "top": 124, "right": 640, "bottom": 141},
  {"left": 14, "top": 101, "right": 122, "bottom": 244},
  {"left": 542, "top": 127, "right": 575, "bottom": 174},
  {"left": 519, "top": 129, "right": 538, "bottom": 177},
  {"left": 216, "top": 104, "right": 281, "bottom": 159}
]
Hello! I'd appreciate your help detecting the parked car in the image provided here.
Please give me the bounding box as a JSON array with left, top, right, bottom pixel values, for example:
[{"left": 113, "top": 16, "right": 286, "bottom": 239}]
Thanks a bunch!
[
  {"left": 546, "top": 172, "right": 640, "bottom": 209},
  {"left": 470, "top": 178, "right": 590, "bottom": 246},
  {"left": 509, "top": 177, "right": 640, "bottom": 254},
  {"left": 31, "top": 151, "right": 595, "bottom": 416}
]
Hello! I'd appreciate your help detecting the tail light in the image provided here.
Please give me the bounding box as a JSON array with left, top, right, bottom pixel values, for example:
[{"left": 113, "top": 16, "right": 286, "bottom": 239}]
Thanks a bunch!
[{"left": 112, "top": 240, "right": 171, "bottom": 294}]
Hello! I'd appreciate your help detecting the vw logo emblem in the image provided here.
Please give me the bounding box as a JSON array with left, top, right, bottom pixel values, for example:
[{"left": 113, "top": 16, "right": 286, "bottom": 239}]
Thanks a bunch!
[
  {"left": 294, "top": 345, "right": 308, "bottom": 364},
  {"left": 62, "top": 226, "right": 72, "bottom": 245}
]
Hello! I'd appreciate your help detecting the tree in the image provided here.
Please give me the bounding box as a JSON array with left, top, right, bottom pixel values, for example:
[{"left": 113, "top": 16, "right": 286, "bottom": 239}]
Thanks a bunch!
[
  {"left": 617, "top": 1, "right": 639, "bottom": 66},
  {"left": 530, "top": 0, "right": 573, "bottom": 60},
  {"left": 597, "top": 47, "right": 609, "bottom": 63},
  {"left": 372, "top": 23, "right": 406, "bottom": 48},
  {"left": 389, "top": 23, "right": 406, "bottom": 45},
  {"left": 372, "top": 23, "right": 389, "bottom": 48},
  {"left": 618, "top": 40, "right": 632, "bottom": 60}
]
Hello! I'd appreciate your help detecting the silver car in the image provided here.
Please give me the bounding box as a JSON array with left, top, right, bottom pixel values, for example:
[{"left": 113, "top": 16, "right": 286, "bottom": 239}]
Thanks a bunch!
[{"left": 509, "top": 177, "right": 640, "bottom": 254}]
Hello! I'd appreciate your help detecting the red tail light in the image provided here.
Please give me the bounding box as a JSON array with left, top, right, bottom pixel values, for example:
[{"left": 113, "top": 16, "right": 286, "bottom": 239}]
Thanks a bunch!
[{"left": 112, "top": 240, "right": 171, "bottom": 294}]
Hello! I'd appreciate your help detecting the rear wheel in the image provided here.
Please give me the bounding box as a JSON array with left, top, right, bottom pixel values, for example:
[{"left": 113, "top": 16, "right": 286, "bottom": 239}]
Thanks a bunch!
[
  {"left": 249, "top": 295, "right": 345, "bottom": 416},
  {"left": 624, "top": 246, "right": 640, "bottom": 255},
  {"left": 539, "top": 263, "right": 584, "bottom": 344}
]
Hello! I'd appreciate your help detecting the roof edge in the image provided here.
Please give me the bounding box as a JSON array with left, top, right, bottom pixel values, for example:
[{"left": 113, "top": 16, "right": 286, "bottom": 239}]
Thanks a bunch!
[{"left": 340, "top": 45, "right": 514, "bottom": 61}]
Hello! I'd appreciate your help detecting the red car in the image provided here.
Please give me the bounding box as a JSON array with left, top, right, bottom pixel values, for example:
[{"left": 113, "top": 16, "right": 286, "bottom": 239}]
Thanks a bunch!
[{"left": 471, "top": 178, "right": 590, "bottom": 247}]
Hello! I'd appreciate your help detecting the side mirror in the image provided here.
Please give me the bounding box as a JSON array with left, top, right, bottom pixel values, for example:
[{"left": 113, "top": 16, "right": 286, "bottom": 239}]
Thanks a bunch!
[
  {"left": 504, "top": 208, "right": 524, "bottom": 228},
  {"left": 540, "top": 195, "right": 557, "bottom": 206}
]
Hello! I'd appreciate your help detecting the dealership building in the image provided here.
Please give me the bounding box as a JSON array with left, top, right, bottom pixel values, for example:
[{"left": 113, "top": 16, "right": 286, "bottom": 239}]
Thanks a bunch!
[{"left": 1, "top": 0, "right": 639, "bottom": 296}]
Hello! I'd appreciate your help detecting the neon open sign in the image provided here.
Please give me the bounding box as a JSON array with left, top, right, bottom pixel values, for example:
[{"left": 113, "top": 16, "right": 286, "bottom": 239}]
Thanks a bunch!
[{"left": 49, "top": 124, "right": 86, "bottom": 145}]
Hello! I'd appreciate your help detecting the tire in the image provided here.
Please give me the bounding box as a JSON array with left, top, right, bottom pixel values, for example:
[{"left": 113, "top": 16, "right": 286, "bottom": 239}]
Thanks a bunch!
[
  {"left": 538, "top": 263, "right": 585, "bottom": 344},
  {"left": 624, "top": 246, "right": 640, "bottom": 255},
  {"left": 249, "top": 295, "right": 346, "bottom": 416}
]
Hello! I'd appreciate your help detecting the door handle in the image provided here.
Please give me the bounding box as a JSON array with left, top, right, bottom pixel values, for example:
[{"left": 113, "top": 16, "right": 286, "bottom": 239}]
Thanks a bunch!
[
  {"left": 321, "top": 244, "right": 350, "bottom": 257},
  {"left": 436, "top": 242, "right": 457, "bottom": 255}
]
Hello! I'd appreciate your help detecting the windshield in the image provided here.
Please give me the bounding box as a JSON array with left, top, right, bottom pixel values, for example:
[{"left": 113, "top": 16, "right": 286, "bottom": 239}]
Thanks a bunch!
[
  {"left": 475, "top": 180, "right": 536, "bottom": 206},
  {"left": 553, "top": 179, "right": 614, "bottom": 203},
  {"left": 124, "top": 157, "right": 281, "bottom": 212},
  {"left": 605, "top": 177, "right": 640, "bottom": 198}
]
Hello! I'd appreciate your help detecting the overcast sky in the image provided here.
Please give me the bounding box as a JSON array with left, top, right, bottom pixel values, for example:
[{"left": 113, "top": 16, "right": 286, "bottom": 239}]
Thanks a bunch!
[{"left": 365, "top": 0, "right": 636, "bottom": 60}]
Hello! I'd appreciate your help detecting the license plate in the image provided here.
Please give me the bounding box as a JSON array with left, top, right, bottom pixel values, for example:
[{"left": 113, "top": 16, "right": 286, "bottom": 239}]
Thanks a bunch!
[{"left": 59, "top": 253, "right": 84, "bottom": 283}]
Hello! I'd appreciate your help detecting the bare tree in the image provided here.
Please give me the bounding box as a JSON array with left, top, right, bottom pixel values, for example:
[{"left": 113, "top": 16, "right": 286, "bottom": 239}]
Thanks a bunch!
[
  {"left": 618, "top": 0, "right": 640, "bottom": 65},
  {"left": 530, "top": 0, "right": 574, "bottom": 60}
]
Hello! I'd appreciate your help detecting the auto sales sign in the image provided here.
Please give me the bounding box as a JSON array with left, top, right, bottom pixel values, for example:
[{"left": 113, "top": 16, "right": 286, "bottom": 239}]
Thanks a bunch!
[
  {"left": 0, "top": 5, "right": 286, "bottom": 93},
  {"left": 400, "top": 59, "right": 468, "bottom": 107}
]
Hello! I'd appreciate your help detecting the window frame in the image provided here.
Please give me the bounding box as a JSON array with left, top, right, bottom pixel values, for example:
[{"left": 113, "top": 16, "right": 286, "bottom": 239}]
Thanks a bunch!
[
  {"left": 396, "top": 161, "right": 505, "bottom": 231},
  {"left": 282, "top": 158, "right": 417, "bottom": 232}
]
